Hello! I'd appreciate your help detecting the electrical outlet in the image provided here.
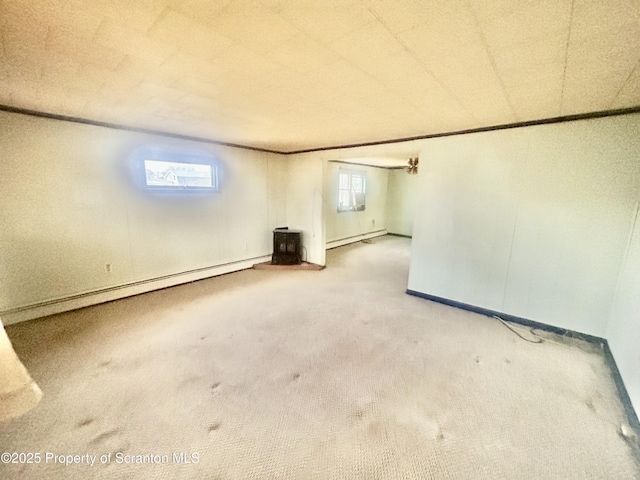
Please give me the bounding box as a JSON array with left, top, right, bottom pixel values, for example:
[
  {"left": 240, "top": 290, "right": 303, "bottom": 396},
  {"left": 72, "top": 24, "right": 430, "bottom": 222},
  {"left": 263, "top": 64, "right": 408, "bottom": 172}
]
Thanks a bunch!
[{"left": 105, "top": 263, "right": 112, "bottom": 273}]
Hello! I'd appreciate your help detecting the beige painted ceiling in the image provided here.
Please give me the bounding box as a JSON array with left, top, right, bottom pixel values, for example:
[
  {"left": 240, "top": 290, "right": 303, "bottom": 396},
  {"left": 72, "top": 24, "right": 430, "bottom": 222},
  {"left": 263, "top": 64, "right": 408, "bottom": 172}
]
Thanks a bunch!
[{"left": 1, "top": 0, "right": 639, "bottom": 152}]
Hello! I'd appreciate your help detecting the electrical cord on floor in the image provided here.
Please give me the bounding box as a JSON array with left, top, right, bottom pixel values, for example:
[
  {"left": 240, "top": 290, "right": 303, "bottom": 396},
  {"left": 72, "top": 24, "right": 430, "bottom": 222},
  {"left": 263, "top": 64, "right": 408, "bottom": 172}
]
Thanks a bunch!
[{"left": 492, "top": 315, "right": 543, "bottom": 344}]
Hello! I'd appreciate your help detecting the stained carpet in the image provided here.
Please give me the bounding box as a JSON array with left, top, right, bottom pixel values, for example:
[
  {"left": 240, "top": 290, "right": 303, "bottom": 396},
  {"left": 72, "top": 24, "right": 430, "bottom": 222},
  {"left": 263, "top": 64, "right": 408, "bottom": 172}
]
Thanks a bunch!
[{"left": 1, "top": 236, "right": 638, "bottom": 479}]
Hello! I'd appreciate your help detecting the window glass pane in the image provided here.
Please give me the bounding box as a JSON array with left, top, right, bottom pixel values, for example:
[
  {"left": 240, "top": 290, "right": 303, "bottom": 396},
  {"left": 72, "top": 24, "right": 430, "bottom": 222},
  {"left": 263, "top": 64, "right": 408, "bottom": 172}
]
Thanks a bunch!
[
  {"left": 337, "top": 169, "right": 366, "bottom": 211},
  {"left": 144, "top": 160, "right": 213, "bottom": 188},
  {"left": 339, "top": 173, "right": 350, "bottom": 190},
  {"left": 351, "top": 175, "right": 363, "bottom": 193},
  {"left": 338, "top": 190, "right": 351, "bottom": 208}
]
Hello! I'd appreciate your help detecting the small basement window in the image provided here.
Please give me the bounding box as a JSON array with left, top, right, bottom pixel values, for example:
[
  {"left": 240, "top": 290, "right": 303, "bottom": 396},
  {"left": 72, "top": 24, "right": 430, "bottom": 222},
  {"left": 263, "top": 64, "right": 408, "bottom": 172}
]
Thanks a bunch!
[
  {"left": 144, "top": 159, "right": 216, "bottom": 189},
  {"left": 338, "top": 169, "right": 366, "bottom": 212},
  {"left": 131, "top": 146, "right": 220, "bottom": 192}
]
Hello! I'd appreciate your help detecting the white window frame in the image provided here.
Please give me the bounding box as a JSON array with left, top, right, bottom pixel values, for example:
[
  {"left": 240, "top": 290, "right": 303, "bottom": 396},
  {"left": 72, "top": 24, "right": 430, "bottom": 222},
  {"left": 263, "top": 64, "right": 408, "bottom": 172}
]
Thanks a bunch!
[
  {"left": 143, "top": 159, "right": 218, "bottom": 190},
  {"left": 131, "top": 146, "right": 220, "bottom": 193},
  {"left": 337, "top": 169, "right": 366, "bottom": 212}
]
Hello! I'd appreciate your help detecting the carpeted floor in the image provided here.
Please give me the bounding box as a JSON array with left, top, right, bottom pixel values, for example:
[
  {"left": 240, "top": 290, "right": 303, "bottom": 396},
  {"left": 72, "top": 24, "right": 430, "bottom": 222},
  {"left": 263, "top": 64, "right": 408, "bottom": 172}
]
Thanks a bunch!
[{"left": 1, "top": 236, "right": 639, "bottom": 479}]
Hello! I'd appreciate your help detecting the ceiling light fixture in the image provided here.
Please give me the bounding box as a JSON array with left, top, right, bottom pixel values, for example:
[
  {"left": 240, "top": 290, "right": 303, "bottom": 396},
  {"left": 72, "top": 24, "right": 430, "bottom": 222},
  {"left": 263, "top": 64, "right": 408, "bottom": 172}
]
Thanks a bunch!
[{"left": 406, "top": 157, "right": 419, "bottom": 174}]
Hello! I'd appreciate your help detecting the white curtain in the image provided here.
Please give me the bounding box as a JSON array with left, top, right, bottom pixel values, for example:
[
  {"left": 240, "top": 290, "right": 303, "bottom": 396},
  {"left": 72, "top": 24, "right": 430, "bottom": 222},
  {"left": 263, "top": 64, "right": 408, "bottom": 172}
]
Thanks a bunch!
[{"left": 0, "top": 318, "right": 42, "bottom": 423}]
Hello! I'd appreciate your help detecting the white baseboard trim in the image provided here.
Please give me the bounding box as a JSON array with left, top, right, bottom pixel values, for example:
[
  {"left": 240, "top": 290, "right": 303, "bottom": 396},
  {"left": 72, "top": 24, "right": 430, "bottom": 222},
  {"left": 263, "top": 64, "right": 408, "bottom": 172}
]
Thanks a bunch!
[
  {"left": 1, "top": 255, "right": 271, "bottom": 326},
  {"left": 325, "top": 230, "right": 387, "bottom": 250}
]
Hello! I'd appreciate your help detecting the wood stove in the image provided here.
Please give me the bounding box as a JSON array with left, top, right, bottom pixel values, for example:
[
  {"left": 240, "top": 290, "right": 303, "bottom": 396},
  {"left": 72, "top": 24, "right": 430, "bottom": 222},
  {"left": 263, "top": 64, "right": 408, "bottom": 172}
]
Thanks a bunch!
[{"left": 272, "top": 228, "right": 302, "bottom": 265}]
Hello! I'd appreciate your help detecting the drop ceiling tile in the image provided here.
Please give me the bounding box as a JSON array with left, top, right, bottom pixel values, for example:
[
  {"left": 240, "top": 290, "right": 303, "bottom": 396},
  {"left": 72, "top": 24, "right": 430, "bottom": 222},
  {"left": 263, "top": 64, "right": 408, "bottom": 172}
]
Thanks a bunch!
[
  {"left": 42, "top": 2, "right": 103, "bottom": 39},
  {"left": 567, "top": 23, "right": 640, "bottom": 73},
  {"left": 46, "top": 89, "right": 90, "bottom": 116},
  {"left": 315, "top": 92, "right": 363, "bottom": 113},
  {"left": 0, "top": 4, "right": 48, "bottom": 58},
  {"left": 466, "top": 0, "right": 541, "bottom": 25},
  {"left": 352, "top": 49, "right": 437, "bottom": 92},
  {"left": 445, "top": 66, "right": 514, "bottom": 113},
  {"left": 499, "top": 67, "right": 564, "bottom": 92},
  {"left": 560, "top": 74, "right": 624, "bottom": 114},
  {"left": 114, "top": 56, "right": 170, "bottom": 90},
  {"left": 490, "top": 33, "right": 567, "bottom": 77},
  {"left": 0, "top": 53, "right": 8, "bottom": 81},
  {"left": 0, "top": 85, "right": 12, "bottom": 105},
  {"left": 137, "top": 82, "right": 187, "bottom": 103},
  {"left": 94, "top": 19, "right": 176, "bottom": 66},
  {"left": 329, "top": 20, "right": 403, "bottom": 65},
  {"left": 572, "top": 0, "right": 640, "bottom": 38},
  {"left": 361, "top": 91, "right": 423, "bottom": 118},
  {"left": 205, "top": 0, "right": 299, "bottom": 55},
  {"left": 83, "top": 0, "right": 167, "bottom": 34},
  {"left": 217, "top": 77, "right": 272, "bottom": 109},
  {"left": 383, "top": 74, "right": 446, "bottom": 104},
  {"left": 107, "top": 90, "right": 153, "bottom": 111},
  {"left": 42, "top": 27, "right": 83, "bottom": 60},
  {"left": 266, "top": 33, "right": 336, "bottom": 73},
  {"left": 80, "top": 43, "right": 127, "bottom": 72},
  {"left": 303, "top": 59, "right": 364, "bottom": 95},
  {"left": 66, "top": 72, "right": 109, "bottom": 96},
  {"left": 157, "top": 51, "right": 220, "bottom": 84},
  {"left": 414, "top": 105, "right": 477, "bottom": 133},
  {"left": 367, "top": 0, "right": 449, "bottom": 34},
  {"left": 170, "top": 76, "right": 221, "bottom": 100},
  {"left": 179, "top": 94, "right": 221, "bottom": 114},
  {"left": 396, "top": 0, "right": 478, "bottom": 48},
  {"left": 40, "top": 47, "right": 81, "bottom": 75},
  {"left": 403, "top": 85, "right": 467, "bottom": 112},
  {"left": 507, "top": 82, "right": 563, "bottom": 119},
  {"left": 0, "top": 25, "right": 5, "bottom": 56},
  {"left": 100, "top": 73, "right": 145, "bottom": 96},
  {"left": 1, "top": 83, "right": 41, "bottom": 110},
  {"left": 259, "top": 68, "right": 316, "bottom": 94},
  {"left": 146, "top": 8, "right": 235, "bottom": 61},
  {"left": 44, "top": 61, "right": 86, "bottom": 87},
  {"left": 293, "top": 87, "right": 336, "bottom": 110},
  {"left": 3, "top": 59, "right": 42, "bottom": 86},
  {"left": 0, "top": 0, "right": 638, "bottom": 151},
  {"left": 277, "top": 0, "right": 377, "bottom": 44},
  {"left": 214, "top": 44, "right": 279, "bottom": 78},
  {"left": 398, "top": 23, "right": 491, "bottom": 80},
  {"left": 165, "top": 0, "right": 234, "bottom": 22},
  {"left": 478, "top": 0, "right": 572, "bottom": 48},
  {"left": 563, "top": 24, "right": 640, "bottom": 114},
  {"left": 342, "top": 74, "right": 391, "bottom": 101},
  {"left": 611, "top": 62, "right": 640, "bottom": 108},
  {"left": 566, "top": 46, "right": 638, "bottom": 82}
]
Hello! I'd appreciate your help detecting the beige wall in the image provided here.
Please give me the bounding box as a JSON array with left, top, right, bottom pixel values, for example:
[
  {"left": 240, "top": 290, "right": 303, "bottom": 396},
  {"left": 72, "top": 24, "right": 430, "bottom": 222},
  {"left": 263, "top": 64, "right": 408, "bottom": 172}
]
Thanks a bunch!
[
  {"left": 0, "top": 111, "right": 287, "bottom": 321},
  {"left": 286, "top": 139, "right": 421, "bottom": 249},
  {"left": 386, "top": 169, "right": 419, "bottom": 237},
  {"left": 408, "top": 113, "right": 640, "bottom": 338},
  {"left": 324, "top": 162, "right": 388, "bottom": 243},
  {"left": 1, "top": 107, "right": 638, "bottom": 419},
  {"left": 607, "top": 195, "right": 640, "bottom": 415},
  {"left": 285, "top": 154, "right": 325, "bottom": 266}
]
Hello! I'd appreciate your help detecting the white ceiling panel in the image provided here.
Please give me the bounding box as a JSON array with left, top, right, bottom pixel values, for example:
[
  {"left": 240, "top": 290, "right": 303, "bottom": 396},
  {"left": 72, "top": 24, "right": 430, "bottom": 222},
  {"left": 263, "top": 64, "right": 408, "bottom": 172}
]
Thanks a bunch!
[
  {"left": 0, "top": 0, "right": 638, "bottom": 152},
  {"left": 474, "top": 0, "right": 572, "bottom": 47},
  {"left": 612, "top": 64, "right": 640, "bottom": 108}
]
